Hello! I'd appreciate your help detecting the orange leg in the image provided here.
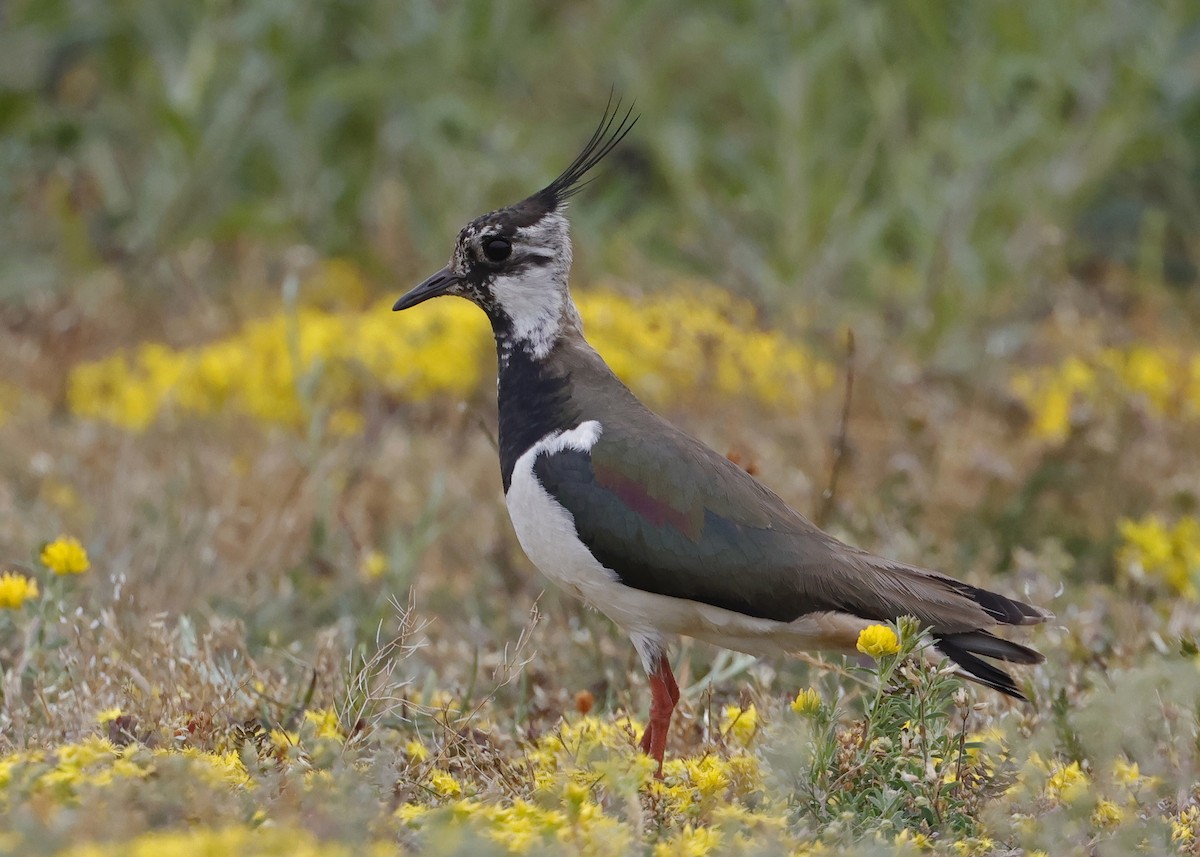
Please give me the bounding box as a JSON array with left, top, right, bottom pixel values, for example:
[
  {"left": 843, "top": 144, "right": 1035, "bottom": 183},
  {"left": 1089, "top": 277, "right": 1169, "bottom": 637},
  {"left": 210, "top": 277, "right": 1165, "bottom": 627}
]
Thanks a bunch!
[{"left": 638, "top": 653, "right": 679, "bottom": 778}]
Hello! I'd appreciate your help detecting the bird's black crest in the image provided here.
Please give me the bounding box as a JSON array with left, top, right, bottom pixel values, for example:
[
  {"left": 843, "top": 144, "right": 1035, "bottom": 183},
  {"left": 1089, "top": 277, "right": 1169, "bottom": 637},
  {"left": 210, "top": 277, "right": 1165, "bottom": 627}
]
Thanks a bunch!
[{"left": 534, "top": 95, "right": 638, "bottom": 210}]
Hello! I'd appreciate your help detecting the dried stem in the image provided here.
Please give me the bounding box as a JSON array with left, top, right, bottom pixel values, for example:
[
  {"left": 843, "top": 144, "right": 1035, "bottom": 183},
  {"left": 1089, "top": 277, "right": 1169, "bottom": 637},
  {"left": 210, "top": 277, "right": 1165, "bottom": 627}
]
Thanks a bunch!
[{"left": 816, "top": 328, "right": 856, "bottom": 528}]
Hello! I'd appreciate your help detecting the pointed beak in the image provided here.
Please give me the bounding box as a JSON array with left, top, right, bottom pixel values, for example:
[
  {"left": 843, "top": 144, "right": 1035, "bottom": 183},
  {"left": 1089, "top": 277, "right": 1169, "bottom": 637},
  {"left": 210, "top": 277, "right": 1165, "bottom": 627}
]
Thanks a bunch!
[{"left": 393, "top": 266, "right": 461, "bottom": 311}]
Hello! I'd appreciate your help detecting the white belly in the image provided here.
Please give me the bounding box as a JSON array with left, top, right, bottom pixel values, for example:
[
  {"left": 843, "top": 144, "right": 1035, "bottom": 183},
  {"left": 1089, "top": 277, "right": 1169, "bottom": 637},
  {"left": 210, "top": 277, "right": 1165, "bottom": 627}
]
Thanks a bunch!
[{"left": 504, "top": 422, "right": 873, "bottom": 658}]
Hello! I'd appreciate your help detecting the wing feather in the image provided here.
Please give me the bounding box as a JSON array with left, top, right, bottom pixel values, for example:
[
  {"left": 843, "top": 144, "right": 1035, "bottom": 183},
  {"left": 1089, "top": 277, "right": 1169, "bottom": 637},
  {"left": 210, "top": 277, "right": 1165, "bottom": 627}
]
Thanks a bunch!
[{"left": 533, "top": 421, "right": 1048, "bottom": 637}]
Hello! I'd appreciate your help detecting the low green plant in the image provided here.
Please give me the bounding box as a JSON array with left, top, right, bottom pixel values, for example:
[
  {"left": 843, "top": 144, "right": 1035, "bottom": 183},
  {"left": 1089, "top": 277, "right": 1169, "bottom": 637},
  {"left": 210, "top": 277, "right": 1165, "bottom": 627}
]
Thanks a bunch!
[{"left": 768, "top": 617, "right": 1001, "bottom": 842}]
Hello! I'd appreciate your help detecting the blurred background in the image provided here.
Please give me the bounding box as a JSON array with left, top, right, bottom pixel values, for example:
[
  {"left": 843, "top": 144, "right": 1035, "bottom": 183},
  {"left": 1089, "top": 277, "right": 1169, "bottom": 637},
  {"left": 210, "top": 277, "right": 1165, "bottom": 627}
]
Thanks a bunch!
[
  {"left": 2, "top": 0, "right": 1200, "bottom": 760},
  {"left": 5, "top": 2, "right": 1199, "bottom": 332}
]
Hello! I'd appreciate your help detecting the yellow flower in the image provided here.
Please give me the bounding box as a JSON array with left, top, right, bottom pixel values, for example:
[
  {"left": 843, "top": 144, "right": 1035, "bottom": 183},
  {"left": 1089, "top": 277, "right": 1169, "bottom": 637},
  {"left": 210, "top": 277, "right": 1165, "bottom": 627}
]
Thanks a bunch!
[
  {"left": 1092, "top": 798, "right": 1124, "bottom": 828},
  {"left": 359, "top": 550, "right": 387, "bottom": 581},
  {"left": 269, "top": 729, "right": 299, "bottom": 752},
  {"left": 1059, "top": 355, "right": 1096, "bottom": 392},
  {"left": 1171, "top": 806, "right": 1199, "bottom": 843},
  {"left": 1112, "top": 757, "right": 1140, "bottom": 785},
  {"left": 893, "top": 829, "right": 932, "bottom": 850},
  {"left": 720, "top": 704, "right": 758, "bottom": 747},
  {"left": 1045, "top": 760, "right": 1089, "bottom": 804},
  {"left": 951, "top": 838, "right": 995, "bottom": 857},
  {"left": 653, "top": 825, "right": 722, "bottom": 857},
  {"left": 404, "top": 740, "right": 429, "bottom": 763},
  {"left": 561, "top": 780, "right": 592, "bottom": 815},
  {"left": 1111, "top": 756, "right": 1158, "bottom": 791},
  {"left": 790, "top": 687, "right": 822, "bottom": 717},
  {"left": 303, "top": 708, "right": 343, "bottom": 740},
  {"left": 40, "top": 536, "right": 90, "bottom": 575},
  {"left": 1032, "top": 386, "right": 1072, "bottom": 440},
  {"left": 95, "top": 707, "right": 123, "bottom": 725},
  {"left": 1118, "top": 517, "right": 1174, "bottom": 573},
  {"left": 395, "top": 803, "right": 429, "bottom": 825},
  {"left": 428, "top": 769, "right": 462, "bottom": 798},
  {"left": 1118, "top": 347, "right": 1173, "bottom": 410},
  {"left": 856, "top": 625, "right": 899, "bottom": 659},
  {"left": 0, "top": 571, "right": 39, "bottom": 609},
  {"left": 684, "top": 755, "right": 731, "bottom": 799}
]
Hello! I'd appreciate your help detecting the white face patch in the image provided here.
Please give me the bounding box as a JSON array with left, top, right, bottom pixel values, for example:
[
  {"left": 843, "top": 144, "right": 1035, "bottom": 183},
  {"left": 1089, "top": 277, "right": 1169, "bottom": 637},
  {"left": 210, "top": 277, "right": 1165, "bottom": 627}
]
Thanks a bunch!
[{"left": 486, "top": 212, "right": 575, "bottom": 359}]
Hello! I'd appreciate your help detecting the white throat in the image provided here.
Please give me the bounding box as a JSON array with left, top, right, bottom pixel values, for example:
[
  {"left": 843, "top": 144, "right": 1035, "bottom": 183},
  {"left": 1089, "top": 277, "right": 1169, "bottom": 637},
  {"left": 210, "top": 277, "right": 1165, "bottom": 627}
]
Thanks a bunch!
[{"left": 493, "top": 269, "right": 575, "bottom": 359}]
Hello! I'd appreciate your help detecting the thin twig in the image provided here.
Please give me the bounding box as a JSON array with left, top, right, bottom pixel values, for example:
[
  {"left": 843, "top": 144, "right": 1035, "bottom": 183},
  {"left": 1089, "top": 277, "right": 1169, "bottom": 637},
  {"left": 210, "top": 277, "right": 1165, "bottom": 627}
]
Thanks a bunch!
[
  {"left": 816, "top": 328, "right": 856, "bottom": 528},
  {"left": 474, "top": 410, "right": 500, "bottom": 454}
]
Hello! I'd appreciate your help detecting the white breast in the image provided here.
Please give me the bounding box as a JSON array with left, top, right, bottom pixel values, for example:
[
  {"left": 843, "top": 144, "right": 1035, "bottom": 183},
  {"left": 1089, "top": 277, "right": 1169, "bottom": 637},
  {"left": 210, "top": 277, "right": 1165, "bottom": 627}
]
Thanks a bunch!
[{"left": 505, "top": 422, "right": 617, "bottom": 601}]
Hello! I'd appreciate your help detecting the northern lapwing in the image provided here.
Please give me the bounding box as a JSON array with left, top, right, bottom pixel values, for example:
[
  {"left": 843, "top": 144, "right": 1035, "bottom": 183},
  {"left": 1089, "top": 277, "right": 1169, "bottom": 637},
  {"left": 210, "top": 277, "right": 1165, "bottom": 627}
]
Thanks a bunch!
[{"left": 393, "top": 102, "right": 1051, "bottom": 774}]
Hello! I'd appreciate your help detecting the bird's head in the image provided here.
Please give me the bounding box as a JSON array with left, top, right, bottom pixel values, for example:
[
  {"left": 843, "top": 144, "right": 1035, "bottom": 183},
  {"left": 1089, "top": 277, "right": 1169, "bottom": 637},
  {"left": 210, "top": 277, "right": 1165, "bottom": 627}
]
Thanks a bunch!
[{"left": 394, "top": 101, "right": 637, "bottom": 358}]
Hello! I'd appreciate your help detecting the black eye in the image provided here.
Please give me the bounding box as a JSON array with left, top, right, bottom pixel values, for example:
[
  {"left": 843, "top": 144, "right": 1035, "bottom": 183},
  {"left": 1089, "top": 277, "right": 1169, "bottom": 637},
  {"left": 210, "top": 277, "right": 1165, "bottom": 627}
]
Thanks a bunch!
[{"left": 482, "top": 237, "right": 512, "bottom": 262}]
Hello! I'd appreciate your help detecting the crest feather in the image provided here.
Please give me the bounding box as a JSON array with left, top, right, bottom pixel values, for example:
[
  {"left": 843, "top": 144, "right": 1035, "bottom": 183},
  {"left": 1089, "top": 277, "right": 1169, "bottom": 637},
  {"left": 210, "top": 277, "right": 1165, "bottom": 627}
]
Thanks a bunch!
[{"left": 535, "top": 95, "right": 638, "bottom": 209}]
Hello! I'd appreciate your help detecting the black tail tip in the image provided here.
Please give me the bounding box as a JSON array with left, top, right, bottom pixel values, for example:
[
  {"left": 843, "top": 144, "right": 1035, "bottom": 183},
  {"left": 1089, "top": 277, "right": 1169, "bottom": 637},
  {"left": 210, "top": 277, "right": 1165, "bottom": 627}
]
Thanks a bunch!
[{"left": 934, "top": 633, "right": 1041, "bottom": 700}]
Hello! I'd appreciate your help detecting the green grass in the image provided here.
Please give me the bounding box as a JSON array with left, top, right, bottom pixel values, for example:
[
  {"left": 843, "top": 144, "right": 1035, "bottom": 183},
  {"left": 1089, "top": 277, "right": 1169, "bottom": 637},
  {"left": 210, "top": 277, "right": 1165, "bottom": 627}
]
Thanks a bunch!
[{"left": 3, "top": 2, "right": 1198, "bottom": 333}]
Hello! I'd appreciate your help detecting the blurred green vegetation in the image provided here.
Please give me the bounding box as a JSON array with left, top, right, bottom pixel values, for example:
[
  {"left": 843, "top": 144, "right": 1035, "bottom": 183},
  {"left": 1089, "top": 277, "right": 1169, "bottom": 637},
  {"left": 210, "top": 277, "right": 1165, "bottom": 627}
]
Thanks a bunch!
[{"left": 2, "top": 0, "right": 1198, "bottom": 350}]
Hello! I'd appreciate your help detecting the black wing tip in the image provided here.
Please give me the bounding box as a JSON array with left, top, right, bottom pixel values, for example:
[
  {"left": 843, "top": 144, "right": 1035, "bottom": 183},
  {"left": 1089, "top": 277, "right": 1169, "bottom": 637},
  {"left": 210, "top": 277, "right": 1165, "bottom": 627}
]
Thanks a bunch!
[
  {"left": 948, "top": 580, "right": 1053, "bottom": 627},
  {"left": 935, "top": 633, "right": 1040, "bottom": 701},
  {"left": 537, "top": 93, "right": 639, "bottom": 209}
]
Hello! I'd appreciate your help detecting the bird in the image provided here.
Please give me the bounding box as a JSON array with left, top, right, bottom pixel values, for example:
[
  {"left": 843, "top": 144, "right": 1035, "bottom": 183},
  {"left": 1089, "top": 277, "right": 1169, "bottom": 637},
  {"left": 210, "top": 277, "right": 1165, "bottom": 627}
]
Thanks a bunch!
[{"left": 393, "top": 100, "right": 1051, "bottom": 775}]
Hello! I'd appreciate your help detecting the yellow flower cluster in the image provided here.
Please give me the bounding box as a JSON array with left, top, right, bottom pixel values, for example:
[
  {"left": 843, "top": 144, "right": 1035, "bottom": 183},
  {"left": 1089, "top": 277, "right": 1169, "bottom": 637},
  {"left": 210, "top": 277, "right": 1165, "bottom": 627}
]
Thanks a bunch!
[
  {"left": 55, "top": 826, "right": 394, "bottom": 857},
  {"left": 0, "top": 736, "right": 249, "bottom": 803},
  {"left": 1043, "top": 759, "right": 1089, "bottom": 804},
  {"left": 268, "top": 707, "right": 345, "bottom": 754},
  {"left": 1010, "top": 346, "right": 1200, "bottom": 441},
  {"left": 0, "top": 698, "right": 1170, "bottom": 856},
  {"left": 400, "top": 789, "right": 634, "bottom": 855},
  {"left": 1004, "top": 752, "right": 1165, "bottom": 840},
  {"left": 577, "top": 285, "right": 834, "bottom": 411},
  {"left": 950, "top": 838, "right": 997, "bottom": 857},
  {"left": 522, "top": 713, "right": 651, "bottom": 785},
  {"left": 1116, "top": 515, "right": 1200, "bottom": 600},
  {"left": 856, "top": 624, "right": 900, "bottom": 659},
  {"left": 1173, "top": 805, "right": 1200, "bottom": 845},
  {"left": 40, "top": 536, "right": 90, "bottom": 576},
  {"left": 394, "top": 714, "right": 783, "bottom": 855},
  {"left": 653, "top": 825, "right": 722, "bottom": 857},
  {"left": 95, "top": 707, "right": 123, "bottom": 725},
  {"left": 0, "top": 571, "right": 38, "bottom": 609},
  {"left": 720, "top": 704, "right": 759, "bottom": 747},
  {"left": 303, "top": 707, "right": 344, "bottom": 740},
  {"left": 790, "top": 687, "right": 822, "bottom": 717},
  {"left": 67, "top": 285, "right": 833, "bottom": 432}
]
